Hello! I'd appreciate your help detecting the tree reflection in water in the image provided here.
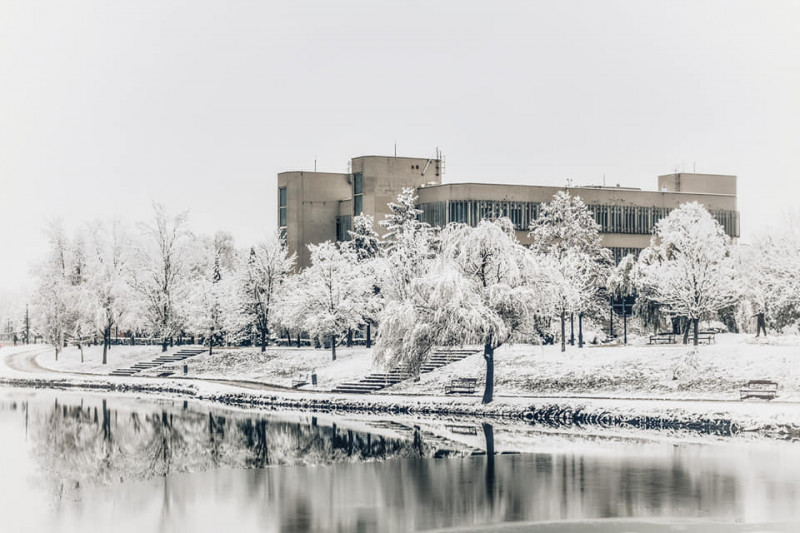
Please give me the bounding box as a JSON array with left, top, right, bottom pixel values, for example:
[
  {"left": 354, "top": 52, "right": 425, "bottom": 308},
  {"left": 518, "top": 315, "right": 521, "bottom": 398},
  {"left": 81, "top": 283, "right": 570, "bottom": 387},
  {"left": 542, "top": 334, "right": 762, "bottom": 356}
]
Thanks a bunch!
[
  {"left": 27, "top": 396, "right": 427, "bottom": 500},
  {"left": 4, "top": 395, "right": 800, "bottom": 531}
]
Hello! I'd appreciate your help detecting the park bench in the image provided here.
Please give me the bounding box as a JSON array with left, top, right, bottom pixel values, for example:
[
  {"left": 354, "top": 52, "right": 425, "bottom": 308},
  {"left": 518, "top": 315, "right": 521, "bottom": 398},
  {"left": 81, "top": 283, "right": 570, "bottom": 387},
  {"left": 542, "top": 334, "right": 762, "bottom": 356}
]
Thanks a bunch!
[
  {"left": 696, "top": 331, "right": 716, "bottom": 344},
  {"left": 446, "top": 424, "right": 478, "bottom": 435},
  {"left": 292, "top": 375, "right": 309, "bottom": 388},
  {"left": 649, "top": 332, "right": 676, "bottom": 345},
  {"left": 444, "top": 378, "right": 478, "bottom": 395},
  {"left": 740, "top": 380, "right": 778, "bottom": 401}
]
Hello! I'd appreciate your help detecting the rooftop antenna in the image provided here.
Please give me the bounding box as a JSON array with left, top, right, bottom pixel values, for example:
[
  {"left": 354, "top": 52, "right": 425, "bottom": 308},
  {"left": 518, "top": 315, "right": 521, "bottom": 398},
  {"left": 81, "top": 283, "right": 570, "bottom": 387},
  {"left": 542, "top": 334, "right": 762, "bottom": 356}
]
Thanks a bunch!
[
  {"left": 394, "top": 141, "right": 397, "bottom": 158},
  {"left": 603, "top": 173, "right": 606, "bottom": 187},
  {"left": 314, "top": 156, "right": 317, "bottom": 172}
]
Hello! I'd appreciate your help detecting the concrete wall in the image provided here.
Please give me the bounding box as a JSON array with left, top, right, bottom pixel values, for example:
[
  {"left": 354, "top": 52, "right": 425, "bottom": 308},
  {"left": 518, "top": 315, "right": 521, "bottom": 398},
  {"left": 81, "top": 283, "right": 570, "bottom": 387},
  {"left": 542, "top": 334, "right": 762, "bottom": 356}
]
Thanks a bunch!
[
  {"left": 352, "top": 156, "right": 442, "bottom": 235},
  {"left": 657, "top": 173, "right": 737, "bottom": 197},
  {"left": 277, "top": 171, "right": 351, "bottom": 268}
]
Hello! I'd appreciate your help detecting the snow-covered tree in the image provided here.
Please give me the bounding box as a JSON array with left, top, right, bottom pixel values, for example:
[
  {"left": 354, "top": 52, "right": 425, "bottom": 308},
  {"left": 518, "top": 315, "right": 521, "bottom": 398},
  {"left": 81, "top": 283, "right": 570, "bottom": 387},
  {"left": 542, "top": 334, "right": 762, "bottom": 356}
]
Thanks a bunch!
[
  {"left": 238, "top": 229, "right": 295, "bottom": 351},
  {"left": 342, "top": 214, "right": 383, "bottom": 347},
  {"left": 637, "top": 202, "right": 739, "bottom": 345},
  {"left": 528, "top": 191, "right": 610, "bottom": 262},
  {"left": 379, "top": 187, "right": 423, "bottom": 243},
  {"left": 376, "top": 218, "right": 550, "bottom": 404},
  {"left": 86, "top": 221, "right": 135, "bottom": 364},
  {"left": 32, "top": 222, "right": 73, "bottom": 359},
  {"left": 293, "top": 242, "right": 366, "bottom": 360},
  {"left": 188, "top": 232, "right": 242, "bottom": 354},
  {"left": 737, "top": 213, "right": 800, "bottom": 333},
  {"left": 344, "top": 214, "right": 382, "bottom": 261},
  {"left": 528, "top": 191, "right": 611, "bottom": 350},
  {"left": 65, "top": 234, "right": 94, "bottom": 362},
  {"left": 131, "top": 204, "right": 191, "bottom": 352}
]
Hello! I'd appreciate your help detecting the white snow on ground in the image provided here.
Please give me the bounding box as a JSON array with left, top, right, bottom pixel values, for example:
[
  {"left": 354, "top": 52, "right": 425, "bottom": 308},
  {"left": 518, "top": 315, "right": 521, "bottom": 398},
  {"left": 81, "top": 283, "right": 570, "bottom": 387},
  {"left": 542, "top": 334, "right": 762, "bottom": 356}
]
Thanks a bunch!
[
  {"left": 137, "top": 346, "right": 375, "bottom": 389},
  {"left": 386, "top": 333, "right": 800, "bottom": 401},
  {"left": 34, "top": 344, "right": 165, "bottom": 374}
]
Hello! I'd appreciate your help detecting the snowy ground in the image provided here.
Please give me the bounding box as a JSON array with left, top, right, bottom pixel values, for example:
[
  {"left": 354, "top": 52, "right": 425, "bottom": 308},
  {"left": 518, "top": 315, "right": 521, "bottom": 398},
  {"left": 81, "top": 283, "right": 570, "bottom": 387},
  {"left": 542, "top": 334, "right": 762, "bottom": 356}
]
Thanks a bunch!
[
  {"left": 388, "top": 333, "right": 800, "bottom": 401},
  {"left": 137, "top": 346, "right": 375, "bottom": 389},
  {"left": 11, "top": 334, "right": 800, "bottom": 402},
  {"left": 35, "top": 344, "right": 166, "bottom": 374}
]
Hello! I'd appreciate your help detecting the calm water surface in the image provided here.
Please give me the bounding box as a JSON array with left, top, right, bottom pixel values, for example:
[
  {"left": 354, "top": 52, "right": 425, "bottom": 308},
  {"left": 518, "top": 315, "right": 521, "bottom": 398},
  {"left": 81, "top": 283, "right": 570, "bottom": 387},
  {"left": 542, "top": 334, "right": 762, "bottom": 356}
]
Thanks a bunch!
[{"left": 1, "top": 388, "right": 799, "bottom": 533}]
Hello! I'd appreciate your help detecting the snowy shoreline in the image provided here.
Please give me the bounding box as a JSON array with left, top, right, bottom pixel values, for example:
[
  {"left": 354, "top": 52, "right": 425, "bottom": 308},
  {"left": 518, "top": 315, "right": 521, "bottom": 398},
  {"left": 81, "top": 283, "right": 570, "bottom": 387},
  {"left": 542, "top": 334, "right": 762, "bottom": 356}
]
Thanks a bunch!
[{"left": 3, "top": 372, "right": 799, "bottom": 441}]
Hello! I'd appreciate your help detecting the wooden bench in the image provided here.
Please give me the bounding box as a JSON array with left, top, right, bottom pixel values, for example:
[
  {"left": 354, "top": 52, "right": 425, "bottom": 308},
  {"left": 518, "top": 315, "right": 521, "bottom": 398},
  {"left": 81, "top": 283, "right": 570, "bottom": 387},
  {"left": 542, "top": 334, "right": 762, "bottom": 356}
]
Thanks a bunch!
[
  {"left": 697, "top": 331, "right": 716, "bottom": 344},
  {"left": 740, "top": 380, "right": 778, "bottom": 401},
  {"left": 649, "top": 333, "right": 676, "bottom": 344},
  {"left": 444, "top": 378, "right": 477, "bottom": 395},
  {"left": 446, "top": 424, "right": 478, "bottom": 435},
  {"left": 292, "top": 376, "right": 309, "bottom": 388}
]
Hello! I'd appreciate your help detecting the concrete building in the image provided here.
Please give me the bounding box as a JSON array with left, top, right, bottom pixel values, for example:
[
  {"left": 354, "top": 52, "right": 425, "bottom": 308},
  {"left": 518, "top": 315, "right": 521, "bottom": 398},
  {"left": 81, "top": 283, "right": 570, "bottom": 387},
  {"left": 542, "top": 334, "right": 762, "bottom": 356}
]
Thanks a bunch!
[{"left": 278, "top": 155, "right": 738, "bottom": 268}]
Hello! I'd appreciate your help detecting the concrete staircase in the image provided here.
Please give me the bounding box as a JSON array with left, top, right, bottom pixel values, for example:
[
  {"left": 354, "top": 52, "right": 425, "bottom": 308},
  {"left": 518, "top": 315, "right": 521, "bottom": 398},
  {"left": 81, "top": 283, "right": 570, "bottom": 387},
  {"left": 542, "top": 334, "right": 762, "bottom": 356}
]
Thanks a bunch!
[
  {"left": 109, "top": 346, "right": 206, "bottom": 377},
  {"left": 331, "top": 349, "right": 477, "bottom": 394}
]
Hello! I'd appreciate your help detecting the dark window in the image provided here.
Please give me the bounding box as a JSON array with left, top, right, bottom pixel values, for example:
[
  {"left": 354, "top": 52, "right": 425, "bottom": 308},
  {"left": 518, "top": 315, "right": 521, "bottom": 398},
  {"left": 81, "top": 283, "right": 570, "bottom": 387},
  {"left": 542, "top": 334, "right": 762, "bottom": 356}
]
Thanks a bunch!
[
  {"left": 353, "top": 173, "right": 363, "bottom": 215},
  {"left": 279, "top": 187, "right": 287, "bottom": 227}
]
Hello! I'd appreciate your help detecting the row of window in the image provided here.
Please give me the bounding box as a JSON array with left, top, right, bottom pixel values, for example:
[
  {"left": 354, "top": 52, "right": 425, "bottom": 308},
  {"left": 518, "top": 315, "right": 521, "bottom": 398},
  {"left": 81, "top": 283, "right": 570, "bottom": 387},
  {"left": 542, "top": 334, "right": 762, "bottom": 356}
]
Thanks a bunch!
[
  {"left": 418, "top": 200, "right": 739, "bottom": 238},
  {"left": 608, "top": 247, "right": 643, "bottom": 265}
]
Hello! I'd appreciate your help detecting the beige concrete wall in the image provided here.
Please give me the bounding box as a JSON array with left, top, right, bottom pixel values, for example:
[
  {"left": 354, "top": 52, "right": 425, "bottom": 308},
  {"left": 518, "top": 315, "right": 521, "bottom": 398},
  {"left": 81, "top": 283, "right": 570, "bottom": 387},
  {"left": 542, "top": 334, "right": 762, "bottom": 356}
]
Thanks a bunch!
[
  {"left": 352, "top": 156, "right": 442, "bottom": 235},
  {"left": 278, "top": 171, "right": 351, "bottom": 269},
  {"left": 338, "top": 198, "right": 353, "bottom": 216},
  {"left": 657, "top": 173, "right": 737, "bottom": 197}
]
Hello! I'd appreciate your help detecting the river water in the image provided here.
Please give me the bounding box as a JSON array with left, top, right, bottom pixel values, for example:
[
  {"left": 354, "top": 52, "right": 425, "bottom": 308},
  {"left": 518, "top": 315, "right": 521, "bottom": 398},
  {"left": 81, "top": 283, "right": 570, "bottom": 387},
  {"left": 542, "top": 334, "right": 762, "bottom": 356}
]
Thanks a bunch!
[{"left": 1, "top": 388, "right": 799, "bottom": 533}]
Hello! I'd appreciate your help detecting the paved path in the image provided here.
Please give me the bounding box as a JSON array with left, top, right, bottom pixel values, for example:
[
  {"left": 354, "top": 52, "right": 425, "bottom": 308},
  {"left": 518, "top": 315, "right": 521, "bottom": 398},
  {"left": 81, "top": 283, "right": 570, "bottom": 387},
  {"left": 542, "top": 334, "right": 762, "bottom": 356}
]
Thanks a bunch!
[{"left": 3, "top": 346, "right": 53, "bottom": 373}]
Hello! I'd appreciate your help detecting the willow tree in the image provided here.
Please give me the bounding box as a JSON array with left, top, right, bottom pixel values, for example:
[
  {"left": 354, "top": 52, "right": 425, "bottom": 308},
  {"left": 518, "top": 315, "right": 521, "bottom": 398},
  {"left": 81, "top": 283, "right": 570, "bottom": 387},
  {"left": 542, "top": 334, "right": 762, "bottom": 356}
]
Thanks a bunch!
[{"left": 376, "top": 218, "right": 549, "bottom": 404}]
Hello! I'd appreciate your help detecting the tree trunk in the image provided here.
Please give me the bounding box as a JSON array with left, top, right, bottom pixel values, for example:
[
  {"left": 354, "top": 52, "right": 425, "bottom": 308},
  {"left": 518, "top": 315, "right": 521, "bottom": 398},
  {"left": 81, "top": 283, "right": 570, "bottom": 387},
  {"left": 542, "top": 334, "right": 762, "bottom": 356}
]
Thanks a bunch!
[
  {"left": 260, "top": 330, "right": 266, "bottom": 352},
  {"left": 366, "top": 323, "right": 371, "bottom": 348},
  {"left": 623, "top": 311, "right": 628, "bottom": 344},
  {"left": 79, "top": 343, "right": 84, "bottom": 363},
  {"left": 570, "top": 314, "right": 574, "bottom": 346},
  {"left": 346, "top": 329, "right": 353, "bottom": 348},
  {"left": 578, "top": 313, "right": 584, "bottom": 348},
  {"left": 331, "top": 334, "right": 337, "bottom": 361},
  {"left": 296, "top": 333, "right": 301, "bottom": 348},
  {"left": 682, "top": 318, "right": 690, "bottom": 344},
  {"left": 162, "top": 338, "right": 168, "bottom": 352},
  {"left": 208, "top": 332, "right": 213, "bottom": 355},
  {"left": 609, "top": 300, "right": 614, "bottom": 337},
  {"left": 482, "top": 343, "right": 495, "bottom": 404},
  {"left": 560, "top": 311, "right": 566, "bottom": 352},
  {"left": 102, "top": 328, "right": 109, "bottom": 365},
  {"left": 483, "top": 422, "right": 495, "bottom": 505},
  {"left": 693, "top": 317, "right": 699, "bottom": 346}
]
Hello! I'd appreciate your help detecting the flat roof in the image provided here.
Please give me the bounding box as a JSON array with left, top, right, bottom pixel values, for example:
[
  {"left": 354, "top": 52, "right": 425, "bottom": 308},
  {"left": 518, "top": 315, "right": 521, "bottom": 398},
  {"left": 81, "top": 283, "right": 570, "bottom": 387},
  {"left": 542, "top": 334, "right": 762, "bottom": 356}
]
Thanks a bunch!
[{"left": 419, "top": 181, "right": 736, "bottom": 197}]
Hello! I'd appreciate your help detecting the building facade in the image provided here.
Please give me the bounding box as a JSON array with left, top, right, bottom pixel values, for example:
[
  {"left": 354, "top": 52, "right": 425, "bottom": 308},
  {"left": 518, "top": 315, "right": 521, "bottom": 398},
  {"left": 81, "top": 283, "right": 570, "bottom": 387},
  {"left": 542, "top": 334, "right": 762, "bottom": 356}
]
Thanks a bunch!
[{"left": 278, "top": 155, "right": 738, "bottom": 268}]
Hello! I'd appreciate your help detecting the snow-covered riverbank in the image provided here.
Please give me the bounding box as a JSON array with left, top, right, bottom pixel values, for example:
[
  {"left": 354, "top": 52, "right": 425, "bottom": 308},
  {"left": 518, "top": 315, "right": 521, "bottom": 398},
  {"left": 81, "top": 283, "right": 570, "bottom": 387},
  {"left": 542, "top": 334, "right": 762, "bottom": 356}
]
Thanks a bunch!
[{"left": 4, "top": 337, "right": 800, "bottom": 440}]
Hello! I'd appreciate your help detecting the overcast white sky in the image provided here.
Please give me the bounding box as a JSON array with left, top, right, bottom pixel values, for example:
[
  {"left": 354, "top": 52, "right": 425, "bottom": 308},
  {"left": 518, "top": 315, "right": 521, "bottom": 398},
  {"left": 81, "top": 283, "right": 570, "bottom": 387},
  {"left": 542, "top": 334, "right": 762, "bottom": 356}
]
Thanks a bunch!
[{"left": 1, "top": 0, "right": 799, "bottom": 297}]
